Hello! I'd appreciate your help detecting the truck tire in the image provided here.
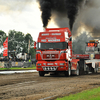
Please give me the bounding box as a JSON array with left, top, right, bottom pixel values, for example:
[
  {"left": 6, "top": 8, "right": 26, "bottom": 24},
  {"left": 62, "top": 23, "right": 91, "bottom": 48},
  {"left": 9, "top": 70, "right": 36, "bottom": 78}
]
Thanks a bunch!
[
  {"left": 92, "top": 63, "right": 98, "bottom": 73},
  {"left": 92, "top": 68, "right": 97, "bottom": 73},
  {"left": 39, "top": 71, "right": 45, "bottom": 76},
  {"left": 75, "top": 63, "right": 79, "bottom": 76},
  {"left": 94, "top": 68, "right": 97, "bottom": 73},
  {"left": 65, "top": 63, "right": 71, "bottom": 77},
  {"left": 79, "top": 59, "right": 85, "bottom": 75},
  {"left": 84, "top": 64, "right": 89, "bottom": 74}
]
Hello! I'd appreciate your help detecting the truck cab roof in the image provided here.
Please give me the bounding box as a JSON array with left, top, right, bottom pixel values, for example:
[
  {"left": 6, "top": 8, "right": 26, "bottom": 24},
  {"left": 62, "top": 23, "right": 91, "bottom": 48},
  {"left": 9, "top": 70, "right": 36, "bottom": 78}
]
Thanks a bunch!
[{"left": 37, "top": 27, "right": 71, "bottom": 43}]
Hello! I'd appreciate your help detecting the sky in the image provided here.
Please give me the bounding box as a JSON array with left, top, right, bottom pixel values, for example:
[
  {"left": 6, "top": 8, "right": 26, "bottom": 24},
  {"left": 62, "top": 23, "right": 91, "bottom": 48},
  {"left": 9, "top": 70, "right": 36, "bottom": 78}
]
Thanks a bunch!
[
  {"left": 1, "top": 0, "right": 100, "bottom": 42},
  {"left": 0, "top": 0, "right": 58, "bottom": 42},
  {"left": 1, "top": 0, "right": 100, "bottom": 52},
  {"left": 36, "top": 0, "right": 100, "bottom": 38},
  {"left": 0, "top": 0, "right": 100, "bottom": 54}
]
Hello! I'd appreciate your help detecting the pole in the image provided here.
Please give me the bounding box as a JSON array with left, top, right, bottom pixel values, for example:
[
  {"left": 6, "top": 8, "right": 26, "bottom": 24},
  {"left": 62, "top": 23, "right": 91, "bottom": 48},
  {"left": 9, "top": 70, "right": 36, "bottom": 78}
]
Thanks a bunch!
[{"left": 28, "top": 39, "right": 30, "bottom": 54}]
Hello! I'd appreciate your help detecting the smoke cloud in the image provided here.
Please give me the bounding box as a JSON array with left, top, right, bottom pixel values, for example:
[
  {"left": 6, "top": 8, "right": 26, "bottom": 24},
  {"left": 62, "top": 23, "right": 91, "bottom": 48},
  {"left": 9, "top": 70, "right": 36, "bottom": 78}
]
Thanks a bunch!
[
  {"left": 38, "top": 0, "right": 52, "bottom": 28},
  {"left": 38, "top": 0, "right": 100, "bottom": 37},
  {"left": 37, "top": 0, "right": 84, "bottom": 30},
  {"left": 65, "top": 0, "right": 84, "bottom": 30}
]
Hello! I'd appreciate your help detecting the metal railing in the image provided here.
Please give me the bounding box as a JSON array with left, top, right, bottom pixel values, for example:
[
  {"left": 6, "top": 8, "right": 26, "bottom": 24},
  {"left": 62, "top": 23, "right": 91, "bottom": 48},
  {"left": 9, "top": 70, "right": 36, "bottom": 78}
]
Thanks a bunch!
[{"left": 0, "top": 61, "right": 32, "bottom": 68}]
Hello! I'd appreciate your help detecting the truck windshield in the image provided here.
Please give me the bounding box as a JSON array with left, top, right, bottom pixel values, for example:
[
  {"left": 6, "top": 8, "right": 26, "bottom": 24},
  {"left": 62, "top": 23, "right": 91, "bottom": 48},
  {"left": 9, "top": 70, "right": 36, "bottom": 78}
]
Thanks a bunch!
[{"left": 37, "top": 42, "right": 67, "bottom": 50}]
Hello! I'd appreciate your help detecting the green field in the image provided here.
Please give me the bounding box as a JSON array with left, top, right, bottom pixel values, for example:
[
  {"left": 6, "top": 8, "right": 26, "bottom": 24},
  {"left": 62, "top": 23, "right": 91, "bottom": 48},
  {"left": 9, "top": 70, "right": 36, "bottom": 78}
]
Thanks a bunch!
[{"left": 56, "top": 87, "right": 100, "bottom": 100}]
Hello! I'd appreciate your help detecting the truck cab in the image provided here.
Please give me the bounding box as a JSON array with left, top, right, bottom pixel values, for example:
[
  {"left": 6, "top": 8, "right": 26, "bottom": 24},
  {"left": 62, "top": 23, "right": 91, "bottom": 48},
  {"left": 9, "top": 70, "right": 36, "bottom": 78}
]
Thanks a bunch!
[{"left": 35, "top": 28, "right": 79, "bottom": 76}]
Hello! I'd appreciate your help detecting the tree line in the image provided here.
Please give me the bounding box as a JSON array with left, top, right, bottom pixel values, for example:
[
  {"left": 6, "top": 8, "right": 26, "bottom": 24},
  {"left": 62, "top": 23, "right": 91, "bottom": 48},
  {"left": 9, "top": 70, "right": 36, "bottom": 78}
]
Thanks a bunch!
[
  {"left": 0, "top": 29, "right": 93, "bottom": 58},
  {"left": 0, "top": 30, "right": 36, "bottom": 58}
]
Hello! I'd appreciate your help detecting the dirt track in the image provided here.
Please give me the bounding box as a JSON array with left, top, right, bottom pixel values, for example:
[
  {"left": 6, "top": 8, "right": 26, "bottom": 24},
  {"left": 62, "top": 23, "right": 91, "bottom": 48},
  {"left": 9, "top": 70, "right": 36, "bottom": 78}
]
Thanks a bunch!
[{"left": 0, "top": 71, "right": 100, "bottom": 100}]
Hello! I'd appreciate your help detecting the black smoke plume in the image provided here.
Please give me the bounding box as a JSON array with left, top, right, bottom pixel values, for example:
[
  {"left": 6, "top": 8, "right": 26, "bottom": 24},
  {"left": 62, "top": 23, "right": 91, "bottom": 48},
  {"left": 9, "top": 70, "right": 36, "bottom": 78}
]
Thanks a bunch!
[
  {"left": 37, "top": 0, "right": 84, "bottom": 30},
  {"left": 65, "top": 0, "right": 84, "bottom": 30},
  {"left": 38, "top": 0, "right": 52, "bottom": 28}
]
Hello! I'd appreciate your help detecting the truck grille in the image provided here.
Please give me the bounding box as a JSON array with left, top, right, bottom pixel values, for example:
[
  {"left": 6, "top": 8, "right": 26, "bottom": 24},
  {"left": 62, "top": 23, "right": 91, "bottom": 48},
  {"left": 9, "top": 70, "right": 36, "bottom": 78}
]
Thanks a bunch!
[
  {"left": 42, "top": 51, "right": 59, "bottom": 60},
  {"left": 43, "top": 54, "right": 58, "bottom": 59},
  {"left": 42, "top": 66, "right": 58, "bottom": 71}
]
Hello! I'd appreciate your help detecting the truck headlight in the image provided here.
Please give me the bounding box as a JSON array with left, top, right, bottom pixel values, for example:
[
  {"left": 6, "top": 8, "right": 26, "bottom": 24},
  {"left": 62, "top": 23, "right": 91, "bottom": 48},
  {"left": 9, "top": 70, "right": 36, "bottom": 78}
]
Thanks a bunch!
[
  {"left": 60, "top": 63, "right": 66, "bottom": 65},
  {"left": 37, "top": 63, "right": 41, "bottom": 66},
  {"left": 43, "top": 63, "right": 46, "bottom": 65}
]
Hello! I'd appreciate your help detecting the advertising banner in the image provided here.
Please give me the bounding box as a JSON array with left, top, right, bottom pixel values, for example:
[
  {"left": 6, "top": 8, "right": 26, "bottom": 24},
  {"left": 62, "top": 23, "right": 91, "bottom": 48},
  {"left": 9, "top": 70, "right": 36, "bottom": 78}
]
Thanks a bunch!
[{"left": 3, "top": 37, "right": 8, "bottom": 56}]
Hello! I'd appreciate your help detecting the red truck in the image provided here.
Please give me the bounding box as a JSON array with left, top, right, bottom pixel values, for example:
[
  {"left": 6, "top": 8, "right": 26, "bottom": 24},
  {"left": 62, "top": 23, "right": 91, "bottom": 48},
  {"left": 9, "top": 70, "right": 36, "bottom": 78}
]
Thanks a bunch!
[{"left": 34, "top": 28, "right": 100, "bottom": 76}]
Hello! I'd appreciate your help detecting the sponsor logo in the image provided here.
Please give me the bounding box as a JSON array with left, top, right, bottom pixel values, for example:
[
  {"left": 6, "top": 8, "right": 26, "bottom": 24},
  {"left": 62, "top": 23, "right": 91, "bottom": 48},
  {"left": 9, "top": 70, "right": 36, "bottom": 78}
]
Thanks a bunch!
[
  {"left": 42, "top": 51, "right": 59, "bottom": 54},
  {"left": 41, "top": 33, "right": 49, "bottom": 36},
  {"left": 52, "top": 33, "right": 61, "bottom": 35},
  {"left": 41, "top": 39, "right": 46, "bottom": 42},
  {"left": 48, "top": 39, "right": 60, "bottom": 42},
  {"left": 47, "top": 63, "right": 54, "bottom": 65}
]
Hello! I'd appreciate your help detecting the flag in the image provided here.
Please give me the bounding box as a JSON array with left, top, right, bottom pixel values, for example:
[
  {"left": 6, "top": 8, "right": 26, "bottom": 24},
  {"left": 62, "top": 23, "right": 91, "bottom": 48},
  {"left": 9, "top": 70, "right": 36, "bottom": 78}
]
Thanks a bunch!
[{"left": 3, "top": 37, "right": 8, "bottom": 56}]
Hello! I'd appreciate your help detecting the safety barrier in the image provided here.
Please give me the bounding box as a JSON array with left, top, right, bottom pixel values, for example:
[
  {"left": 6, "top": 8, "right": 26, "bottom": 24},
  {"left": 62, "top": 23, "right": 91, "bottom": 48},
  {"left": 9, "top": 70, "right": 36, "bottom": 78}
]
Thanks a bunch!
[
  {"left": 23, "top": 62, "right": 32, "bottom": 68},
  {"left": 12, "top": 62, "right": 24, "bottom": 67},
  {"left": 0, "top": 62, "right": 4, "bottom": 68},
  {"left": 0, "top": 61, "right": 32, "bottom": 68},
  {"left": 0, "top": 61, "right": 11, "bottom": 68}
]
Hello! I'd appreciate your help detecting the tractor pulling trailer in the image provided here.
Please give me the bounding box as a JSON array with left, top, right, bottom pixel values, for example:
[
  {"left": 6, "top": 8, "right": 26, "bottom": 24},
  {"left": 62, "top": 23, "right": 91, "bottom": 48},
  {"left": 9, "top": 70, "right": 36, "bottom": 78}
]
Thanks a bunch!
[{"left": 34, "top": 28, "right": 100, "bottom": 76}]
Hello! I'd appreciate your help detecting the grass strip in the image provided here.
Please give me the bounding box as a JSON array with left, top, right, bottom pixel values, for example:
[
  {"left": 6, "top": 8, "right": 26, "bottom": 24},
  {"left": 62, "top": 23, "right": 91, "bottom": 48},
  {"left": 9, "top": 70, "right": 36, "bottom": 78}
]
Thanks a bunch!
[{"left": 56, "top": 87, "right": 100, "bottom": 100}]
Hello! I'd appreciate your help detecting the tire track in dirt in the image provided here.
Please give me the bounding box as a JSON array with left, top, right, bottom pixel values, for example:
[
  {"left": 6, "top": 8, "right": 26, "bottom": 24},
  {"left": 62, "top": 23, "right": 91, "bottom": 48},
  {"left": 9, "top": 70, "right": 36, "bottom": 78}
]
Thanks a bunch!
[{"left": 0, "top": 72, "right": 100, "bottom": 100}]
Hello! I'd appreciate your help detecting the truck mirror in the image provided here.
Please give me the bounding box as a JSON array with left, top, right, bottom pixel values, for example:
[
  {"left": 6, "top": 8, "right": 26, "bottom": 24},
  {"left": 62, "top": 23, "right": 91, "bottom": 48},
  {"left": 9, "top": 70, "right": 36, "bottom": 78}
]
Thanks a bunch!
[
  {"left": 67, "top": 43, "right": 68, "bottom": 48},
  {"left": 69, "top": 37, "right": 72, "bottom": 41},
  {"left": 34, "top": 42, "right": 36, "bottom": 49}
]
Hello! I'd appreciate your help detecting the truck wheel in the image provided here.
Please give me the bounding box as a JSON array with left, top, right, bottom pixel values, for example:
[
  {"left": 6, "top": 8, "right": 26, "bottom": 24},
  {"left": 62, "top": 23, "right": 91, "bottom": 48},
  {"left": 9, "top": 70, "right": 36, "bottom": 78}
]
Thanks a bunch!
[
  {"left": 75, "top": 63, "right": 79, "bottom": 76},
  {"left": 39, "top": 71, "right": 45, "bottom": 76},
  {"left": 92, "top": 68, "right": 97, "bottom": 73},
  {"left": 65, "top": 63, "right": 71, "bottom": 77},
  {"left": 94, "top": 68, "right": 97, "bottom": 73},
  {"left": 93, "top": 63, "right": 98, "bottom": 73},
  {"left": 78, "top": 59, "right": 84, "bottom": 75},
  {"left": 84, "top": 64, "right": 89, "bottom": 75}
]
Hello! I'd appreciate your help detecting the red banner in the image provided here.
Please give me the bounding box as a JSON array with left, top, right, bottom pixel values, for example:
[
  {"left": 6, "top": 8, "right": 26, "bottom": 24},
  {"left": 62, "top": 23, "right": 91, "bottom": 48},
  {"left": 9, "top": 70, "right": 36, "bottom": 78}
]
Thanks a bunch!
[{"left": 3, "top": 37, "right": 8, "bottom": 56}]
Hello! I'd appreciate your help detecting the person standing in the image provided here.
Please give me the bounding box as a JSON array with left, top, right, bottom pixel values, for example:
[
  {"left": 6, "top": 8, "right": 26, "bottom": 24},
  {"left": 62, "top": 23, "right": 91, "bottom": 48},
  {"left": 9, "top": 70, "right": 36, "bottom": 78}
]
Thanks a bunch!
[{"left": 28, "top": 59, "right": 32, "bottom": 67}]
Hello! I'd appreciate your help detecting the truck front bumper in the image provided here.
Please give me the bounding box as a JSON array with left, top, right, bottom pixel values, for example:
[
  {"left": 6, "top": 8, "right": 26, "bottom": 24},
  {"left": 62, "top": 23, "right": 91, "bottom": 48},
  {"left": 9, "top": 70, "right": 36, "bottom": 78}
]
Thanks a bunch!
[{"left": 36, "top": 61, "right": 68, "bottom": 71}]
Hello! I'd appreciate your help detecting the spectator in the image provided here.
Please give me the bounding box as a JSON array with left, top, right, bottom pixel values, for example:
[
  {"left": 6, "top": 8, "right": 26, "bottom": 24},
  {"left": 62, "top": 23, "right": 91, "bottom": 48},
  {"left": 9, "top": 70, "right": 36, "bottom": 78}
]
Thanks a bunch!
[
  {"left": 8, "top": 58, "right": 12, "bottom": 68},
  {"left": 28, "top": 59, "right": 32, "bottom": 67}
]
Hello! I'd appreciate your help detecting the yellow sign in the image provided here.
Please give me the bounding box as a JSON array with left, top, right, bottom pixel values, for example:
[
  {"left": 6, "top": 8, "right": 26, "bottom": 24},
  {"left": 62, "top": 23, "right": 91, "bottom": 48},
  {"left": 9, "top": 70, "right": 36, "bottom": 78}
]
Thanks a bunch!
[{"left": 15, "top": 62, "right": 18, "bottom": 66}]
